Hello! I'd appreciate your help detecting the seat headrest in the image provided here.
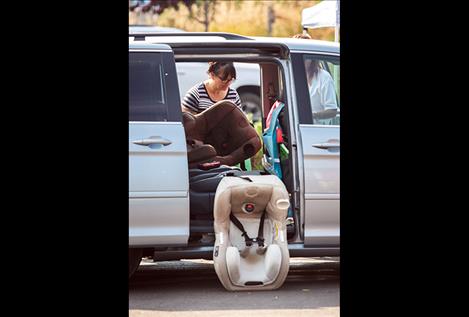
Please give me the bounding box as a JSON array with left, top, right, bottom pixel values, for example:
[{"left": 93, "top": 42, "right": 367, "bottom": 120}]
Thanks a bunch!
[{"left": 213, "top": 175, "right": 290, "bottom": 222}]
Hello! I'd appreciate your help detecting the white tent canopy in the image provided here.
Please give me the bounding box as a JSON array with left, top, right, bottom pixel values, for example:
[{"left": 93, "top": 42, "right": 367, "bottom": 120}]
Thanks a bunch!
[{"left": 301, "top": 0, "right": 340, "bottom": 41}]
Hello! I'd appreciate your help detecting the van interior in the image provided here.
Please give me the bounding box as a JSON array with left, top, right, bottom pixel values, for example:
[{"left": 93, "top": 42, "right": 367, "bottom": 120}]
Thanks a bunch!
[{"left": 176, "top": 57, "right": 299, "bottom": 247}]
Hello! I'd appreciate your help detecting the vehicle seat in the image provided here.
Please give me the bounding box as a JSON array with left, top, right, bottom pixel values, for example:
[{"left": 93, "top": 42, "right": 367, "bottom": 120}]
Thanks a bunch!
[
  {"left": 189, "top": 169, "right": 234, "bottom": 220},
  {"left": 189, "top": 165, "right": 238, "bottom": 178},
  {"left": 212, "top": 174, "right": 290, "bottom": 291},
  {"left": 182, "top": 100, "right": 262, "bottom": 168}
]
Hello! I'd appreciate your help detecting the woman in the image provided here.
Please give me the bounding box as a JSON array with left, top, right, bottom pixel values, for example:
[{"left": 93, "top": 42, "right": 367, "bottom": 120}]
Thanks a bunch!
[
  {"left": 181, "top": 61, "right": 242, "bottom": 114},
  {"left": 304, "top": 58, "right": 338, "bottom": 124}
]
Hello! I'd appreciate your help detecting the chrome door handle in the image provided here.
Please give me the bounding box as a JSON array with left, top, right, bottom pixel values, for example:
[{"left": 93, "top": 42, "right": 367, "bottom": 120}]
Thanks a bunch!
[
  {"left": 312, "top": 143, "right": 340, "bottom": 149},
  {"left": 132, "top": 137, "right": 172, "bottom": 146}
]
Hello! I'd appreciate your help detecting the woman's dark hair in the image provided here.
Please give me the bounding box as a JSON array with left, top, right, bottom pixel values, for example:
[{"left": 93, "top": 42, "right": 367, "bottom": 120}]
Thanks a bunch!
[
  {"left": 207, "top": 61, "right": 237, "bottom": 81},
  {"left": 305, "top": 59, "right": 321, "bottom": 80},
  {"left": 306, "top": 59, "right": 320, "bottom": 78}
]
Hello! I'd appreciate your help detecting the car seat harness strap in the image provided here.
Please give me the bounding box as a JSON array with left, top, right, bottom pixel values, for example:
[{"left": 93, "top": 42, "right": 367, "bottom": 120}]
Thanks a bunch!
[{"left": 229, "top": 211, "right": 266, "bottom": 249}]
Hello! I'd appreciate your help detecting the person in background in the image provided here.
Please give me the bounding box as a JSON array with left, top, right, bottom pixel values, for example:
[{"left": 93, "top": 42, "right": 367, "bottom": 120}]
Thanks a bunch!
[
  {"left": 181, "top": 61, "right": 242, "bottom": 114},
  {"left": 293, "top": 33, "right": 338, "bottom": 123},
  {"left": 292, "top": 32, "right": 312, "bottom": 39},
  {"left": 304, "top": 58, "right": 338, "bottom": 123}
]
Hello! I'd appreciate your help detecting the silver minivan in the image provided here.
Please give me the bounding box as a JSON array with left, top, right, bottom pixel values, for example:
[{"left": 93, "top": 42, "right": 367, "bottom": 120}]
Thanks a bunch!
[{"left": 128, "top": 32, "right": 340, "bottom": 278}]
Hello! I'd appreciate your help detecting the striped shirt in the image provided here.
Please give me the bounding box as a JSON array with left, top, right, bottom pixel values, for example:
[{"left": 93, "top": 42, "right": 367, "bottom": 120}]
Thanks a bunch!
[{"left": 182, "top": 82, "right": 242, "bottom": 114}]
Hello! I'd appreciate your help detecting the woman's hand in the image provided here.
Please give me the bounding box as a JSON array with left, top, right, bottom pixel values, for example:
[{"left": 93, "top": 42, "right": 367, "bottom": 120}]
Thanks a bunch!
[{"left": 313, "top": 109, "right": 338, "bottom": 120}]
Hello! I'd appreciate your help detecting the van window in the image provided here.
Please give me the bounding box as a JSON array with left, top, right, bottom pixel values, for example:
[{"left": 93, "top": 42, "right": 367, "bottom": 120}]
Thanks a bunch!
[
  {"left": 129, "top": 52, "right": 168, "bottom": 121},
  {"left": 303, "top": 55, "right": 340, "bottom": 126}
]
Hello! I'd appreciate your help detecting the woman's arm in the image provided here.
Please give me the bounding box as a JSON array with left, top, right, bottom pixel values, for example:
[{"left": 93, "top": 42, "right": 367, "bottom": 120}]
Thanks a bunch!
[
  {"left": 313, "top": 108, "right": 338, "bottom": 120},
  {"left": 182, "top": 105, "right": 197, "bottom": 114},
  {"left": 181, "top": 85, "right": 200, "bottom": 114},
  {"left": 314, "top": 72, "right": 338, "bottom": 120}
]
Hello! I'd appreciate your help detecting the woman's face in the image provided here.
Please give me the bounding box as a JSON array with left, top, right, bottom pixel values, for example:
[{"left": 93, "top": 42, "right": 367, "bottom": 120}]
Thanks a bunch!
[{"left": 210, "top": 72, "right": 234, "bottom": 90}]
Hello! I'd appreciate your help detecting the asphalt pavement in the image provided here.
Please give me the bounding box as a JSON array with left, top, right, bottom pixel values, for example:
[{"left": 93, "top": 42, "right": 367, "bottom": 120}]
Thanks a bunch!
[{"left": 129, "top": 257, "right": 339, "bottom": 317}]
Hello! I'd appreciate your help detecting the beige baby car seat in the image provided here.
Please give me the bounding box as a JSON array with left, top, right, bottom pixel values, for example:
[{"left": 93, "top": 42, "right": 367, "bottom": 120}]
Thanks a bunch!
[{"left": 212, "top": 174, "right": 290, "bottom": 291}]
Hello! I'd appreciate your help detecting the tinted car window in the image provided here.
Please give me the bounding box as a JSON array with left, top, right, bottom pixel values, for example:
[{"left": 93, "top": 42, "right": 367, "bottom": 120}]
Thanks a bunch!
[
  {"left": 292, "top": 53, "right": 340, "bottom": 125},
  {"left": 303, "top": 55, "right": 340, "bottom": 126},
  {"left": 129, "top": 52, "right": 168, "bottom": 121}
]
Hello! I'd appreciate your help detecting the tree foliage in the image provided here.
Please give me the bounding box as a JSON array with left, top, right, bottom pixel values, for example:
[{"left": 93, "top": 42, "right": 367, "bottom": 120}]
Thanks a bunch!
[{"left": 129, "top": 0, "right": 195, "bottom": 14}]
